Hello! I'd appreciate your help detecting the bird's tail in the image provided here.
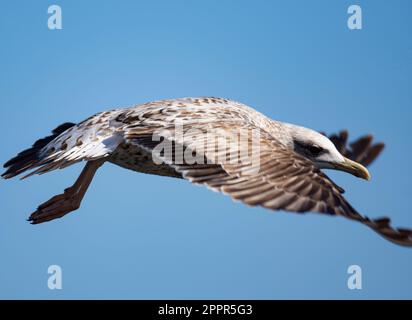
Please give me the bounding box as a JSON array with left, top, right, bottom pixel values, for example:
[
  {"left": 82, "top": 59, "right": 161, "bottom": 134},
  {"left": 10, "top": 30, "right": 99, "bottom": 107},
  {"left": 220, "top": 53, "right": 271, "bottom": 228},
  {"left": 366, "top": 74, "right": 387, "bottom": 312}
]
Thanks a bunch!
[{"left": 2, "top": 122, "right": 76, "bottom": 179}]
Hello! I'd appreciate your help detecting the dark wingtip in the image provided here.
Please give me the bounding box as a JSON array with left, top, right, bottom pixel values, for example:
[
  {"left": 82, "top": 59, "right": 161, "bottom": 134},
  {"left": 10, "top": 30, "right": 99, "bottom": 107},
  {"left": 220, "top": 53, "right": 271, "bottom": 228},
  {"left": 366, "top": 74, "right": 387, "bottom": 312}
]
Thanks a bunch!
[
  {"left": 339, "top": 130, "right": 348, "bottom": 139},
  {"left": 369, "top": 216, "right": 412, "bottom": 248},
  {"left": 361, "top": 142, "right": 385, "bottom": 167},
  {"left": 326, "top": 130, "right": 385, "bottom": 168},
  {"left": 375, "top": 142, "right": 385, "bottom": 151},
  {"left": 2, "top": 122, "right": 76, "bottom": 179},
  {"left": 2, "top": 173, "right": 11, "bottom": 179},
  {"left": 51, "top": 122, "right": 76, "bottom": 135}
]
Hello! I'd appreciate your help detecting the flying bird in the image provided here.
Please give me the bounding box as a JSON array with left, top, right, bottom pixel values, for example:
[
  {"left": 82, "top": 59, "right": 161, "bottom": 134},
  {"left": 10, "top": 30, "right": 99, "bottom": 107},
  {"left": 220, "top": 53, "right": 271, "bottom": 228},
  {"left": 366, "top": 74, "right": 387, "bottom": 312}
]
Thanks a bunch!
[{"left": 2, "top": 97, "right": 411, "bottom": 246}]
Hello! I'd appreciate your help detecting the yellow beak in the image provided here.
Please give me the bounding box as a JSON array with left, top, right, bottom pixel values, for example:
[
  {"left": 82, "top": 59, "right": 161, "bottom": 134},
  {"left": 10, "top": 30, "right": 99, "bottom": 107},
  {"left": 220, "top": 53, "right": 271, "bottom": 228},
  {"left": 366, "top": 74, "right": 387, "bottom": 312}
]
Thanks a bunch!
[{"left": 334, "top": 157, "right": 371, "bottom": 181}]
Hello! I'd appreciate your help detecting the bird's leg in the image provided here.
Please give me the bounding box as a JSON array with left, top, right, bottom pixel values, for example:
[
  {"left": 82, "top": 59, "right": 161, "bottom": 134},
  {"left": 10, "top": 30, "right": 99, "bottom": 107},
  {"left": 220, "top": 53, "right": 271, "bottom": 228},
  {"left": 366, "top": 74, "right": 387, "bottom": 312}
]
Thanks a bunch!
[{"left": 28, "top": 160, "right": 104, "bottom": 224}]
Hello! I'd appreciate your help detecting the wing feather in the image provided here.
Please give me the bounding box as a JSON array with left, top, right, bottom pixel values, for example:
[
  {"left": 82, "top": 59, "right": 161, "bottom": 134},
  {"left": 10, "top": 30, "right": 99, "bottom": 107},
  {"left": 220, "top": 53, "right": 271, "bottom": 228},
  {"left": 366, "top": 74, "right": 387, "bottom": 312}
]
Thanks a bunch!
[
  {"left": 325, "top": 130, "right": 385, "bottom": 167},
  {"left": 17, "top": 111, "right": 123, "bottom": 179},
  {"left": 123, "top": 120, "right": 412, "bottom": 247}
]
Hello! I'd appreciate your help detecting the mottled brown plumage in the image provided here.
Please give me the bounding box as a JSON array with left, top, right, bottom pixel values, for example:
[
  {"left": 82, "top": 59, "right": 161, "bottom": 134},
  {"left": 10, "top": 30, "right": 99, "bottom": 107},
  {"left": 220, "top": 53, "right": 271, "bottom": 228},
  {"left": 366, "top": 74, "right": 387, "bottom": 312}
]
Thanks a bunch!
[{"left": 2, "top": 97, "right": 411, "bottom": 247}]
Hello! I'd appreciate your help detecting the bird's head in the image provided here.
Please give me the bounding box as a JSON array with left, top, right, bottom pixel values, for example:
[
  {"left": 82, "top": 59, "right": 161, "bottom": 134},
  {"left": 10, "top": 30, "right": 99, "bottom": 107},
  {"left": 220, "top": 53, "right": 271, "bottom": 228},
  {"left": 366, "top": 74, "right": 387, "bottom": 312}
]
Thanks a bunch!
[{"left": 283, "top": 123, "right": 370, "bottom": 180}]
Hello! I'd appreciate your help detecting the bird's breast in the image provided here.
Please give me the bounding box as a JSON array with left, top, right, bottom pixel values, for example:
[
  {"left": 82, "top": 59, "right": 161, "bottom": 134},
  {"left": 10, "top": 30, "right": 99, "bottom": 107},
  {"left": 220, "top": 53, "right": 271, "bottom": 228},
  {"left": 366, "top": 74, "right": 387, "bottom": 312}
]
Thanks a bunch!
[{"left": 108, "top": 142, "right": 182, "bottom": 178}]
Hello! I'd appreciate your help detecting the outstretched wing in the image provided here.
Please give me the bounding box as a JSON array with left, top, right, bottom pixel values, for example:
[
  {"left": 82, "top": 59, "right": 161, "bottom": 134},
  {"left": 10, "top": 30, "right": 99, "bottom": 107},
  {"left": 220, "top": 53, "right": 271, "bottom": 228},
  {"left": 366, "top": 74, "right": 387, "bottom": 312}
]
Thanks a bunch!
[
  {"left": 323, "top": 130, "right": 385, "bottom": 167},
  {"left": 124, "top": 121, "right": 412, "bottom": 247}
]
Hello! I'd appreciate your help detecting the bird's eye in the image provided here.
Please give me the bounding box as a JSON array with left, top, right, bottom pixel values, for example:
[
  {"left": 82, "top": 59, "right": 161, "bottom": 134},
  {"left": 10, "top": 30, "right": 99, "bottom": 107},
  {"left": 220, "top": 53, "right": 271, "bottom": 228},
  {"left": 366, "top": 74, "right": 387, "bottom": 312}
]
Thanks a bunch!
[{"left": 307, "top": 144, "right": 324, "bottom": 156}]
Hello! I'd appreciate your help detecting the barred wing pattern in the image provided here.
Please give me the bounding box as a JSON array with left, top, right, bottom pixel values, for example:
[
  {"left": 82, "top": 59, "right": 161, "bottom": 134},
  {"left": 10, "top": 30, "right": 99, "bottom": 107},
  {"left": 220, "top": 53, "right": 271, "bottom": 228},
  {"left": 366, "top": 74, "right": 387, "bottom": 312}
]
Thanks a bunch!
[{"left": 123, "top": 121, "right": 412, "bottom": 247}]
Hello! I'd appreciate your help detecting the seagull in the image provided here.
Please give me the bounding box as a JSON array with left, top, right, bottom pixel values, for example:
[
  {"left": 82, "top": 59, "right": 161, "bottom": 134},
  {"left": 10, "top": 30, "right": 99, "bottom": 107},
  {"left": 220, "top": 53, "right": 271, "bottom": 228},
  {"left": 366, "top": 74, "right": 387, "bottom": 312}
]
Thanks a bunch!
[{"left": 2, "top": 97, "right": 411, "bottom": 246}]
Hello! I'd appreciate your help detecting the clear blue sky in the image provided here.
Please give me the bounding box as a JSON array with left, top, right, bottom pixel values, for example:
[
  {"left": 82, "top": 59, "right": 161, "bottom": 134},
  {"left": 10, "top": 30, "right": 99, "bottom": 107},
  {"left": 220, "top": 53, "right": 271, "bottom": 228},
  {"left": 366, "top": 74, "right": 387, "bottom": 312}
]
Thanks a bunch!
[{"left": 0, "top": 0, "right": 411, "bottom": 299}]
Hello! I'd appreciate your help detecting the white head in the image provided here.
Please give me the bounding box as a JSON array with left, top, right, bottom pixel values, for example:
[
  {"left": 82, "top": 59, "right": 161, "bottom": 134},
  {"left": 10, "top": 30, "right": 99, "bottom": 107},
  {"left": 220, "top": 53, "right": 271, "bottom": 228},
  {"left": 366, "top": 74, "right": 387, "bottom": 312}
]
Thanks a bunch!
[{"left": 283, "top": 123, "right": 370, "bottom": 180}]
